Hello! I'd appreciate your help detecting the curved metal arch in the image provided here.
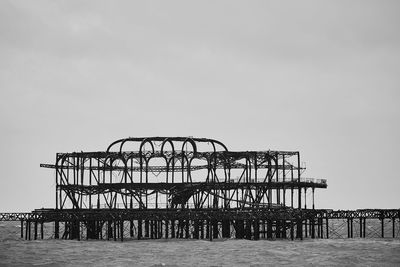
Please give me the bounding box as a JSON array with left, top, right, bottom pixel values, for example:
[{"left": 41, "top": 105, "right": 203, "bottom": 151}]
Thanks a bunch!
[
  {"left": 160, "top": 138, "right": 176, "bottom": 155},
  {"left": 181, "top": 137, "right": 197, "bottom": 156},
  {"left": 190, "top": 138, "right": 229, "bottom": 152},
  {"left": 106, "top": 138, "right": 128, "bottom": 153},
  {"left": 138, "top": 138, "right": 156, "bottom": 156},
  {"left": 106, "top": 136, "right": 228, "bottom": 153}
]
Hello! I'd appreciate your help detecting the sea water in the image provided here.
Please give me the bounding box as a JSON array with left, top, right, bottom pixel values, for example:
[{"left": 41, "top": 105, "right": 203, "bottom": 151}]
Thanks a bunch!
[{"left": 1, "top": 222, "right": 400, "bottom": 266}]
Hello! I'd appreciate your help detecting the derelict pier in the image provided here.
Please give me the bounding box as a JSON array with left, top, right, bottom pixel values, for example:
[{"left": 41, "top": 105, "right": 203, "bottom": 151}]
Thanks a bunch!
[{"left": 1, "top": 137, "right": 399, "bottom": 241}]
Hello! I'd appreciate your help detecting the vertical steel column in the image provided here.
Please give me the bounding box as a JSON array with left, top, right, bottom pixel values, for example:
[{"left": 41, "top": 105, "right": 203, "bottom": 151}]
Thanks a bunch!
[
  {"left": 312, "top": 188, "right": 315, "bottom": 210},
  {"left": 20, "top": 220, "right": 24, "bottom": 239},
  {"left": 185, "top": 220, "right": 190, "bottom": 239},
  {"left": 317, "top": 218, "right": 321, "bottom": 238},
  {"left": 222, "top": 220, "right": 230, "bottom": 238},
  {"left": 297, "top": 152, "right": 301, "bottom": 210},
  {"left": 89, "top": 158, "right": 92, "bottom": 209},
  {"left": 130, "top": 220, "right": 134, "bottom": 238},
  {"left": 262, "top": 220, "right": 266, "bottom": 239},
  {"left": 113, "top": 221, "right": 117, "bottom": 241},
  {"left": 267, "top": 219, "right": 273, "bottom": 239},
  {"left": 275, "top": 152, "right": 280, "bottom": 206},
  {"left": 311, "top": 218, "right": 315, "bottom": 238},
  {"left": 351, "top": 218, "right": 353, "bottom": 238},
  {"left": 171, "top": 220, "right": 175, "bottom": 238},
  {"left": 304, "top": 219, "right": 307, "bottom": 238},
  {"left": 28, "top": 220, "right": 31, "bottom": 240},
  {"left": 393, "top": 218, "right": 396, "bottom": 238},
  {"left": 290, "top": 166, "right": 294, "bottom": 208},
  {"left": 208, "top": 220, "right": 213, "bottom": 241},
  {"left": 34, "top": 221, "right": 38, "bottom": 240},
  {"left": 325, "top": 217, "right": 329, "bottom": 239},
  {"left": 282, "top": 155, "right": 286, "bottom": 207},
  {"left": 41, "top": 222, "right": 44, "bottom": 239},
  {"left": 320, "top": 218, "right": 324, "bottom": 239},
  {"left": 363, "top": 218, "right": 366, "bottom": 238},
  {"left": 55, "top": 154, "right": 59, "bottom": 210},
  {"left": 290, "top": 220, "right": 294, "bottom": 240},
  {"left": 360, "top": 217, "right": 363, "bottom": 238},
  {"left": 347, "top": 218, "right": 350, "bottom": 238},
  {"left": 165, "top": 220, "right": 169, "bottom": 239},
  {"left": 200, "top": 220, "right": 204, "bottom": 239},
  {"left": 120, "top": 220, "right": 124, "bottom": 242},
  {"left": 253, "top": 220, "right": 260, "bottom": 240},
  {"left": 212, "top": 220, "right": 218, "bottom": 239},
  {"left": 25, "top": 220, "right": 28, "bottom": 240},
  {"left": 304, "top": 188, "right": 307, "bottom": 210}
]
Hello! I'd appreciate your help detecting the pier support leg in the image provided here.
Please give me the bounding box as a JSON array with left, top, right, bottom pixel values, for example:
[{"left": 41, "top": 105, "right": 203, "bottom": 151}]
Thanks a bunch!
[
  {"left": 200, "top": 220, "right": 204, "bottom": 239},
  {"left": 363, "top": 218, "right": 366, "bottom": 238},
  {"left": 130, "top": 220, "right": 134, "bottom": 238},
  {"left": 193, "top": 220, "right": 199, "bottom": 239},
  {"left": 34, "top": 221, "right": 38, "bottom": 240},
  {"left": 120, "top": 220, "right": 124, "bottom": 242},
  {"left": 245, "top": 220, "right": 252, "bottom": 240},
  {"left": 350, "top": 218, "right": 353, "bottom": 238},
  {"left": 326, "top": 218, "right": 329, "bottom": 239},
  {"left": 296, "top": 219, "right": 303, "bottom": 240},
  {"left": 253, "top": 220, "right": 260, "bottom": 240},
  {"left": 222, "top": 219, "right": 230, "bottom": 238},
  {"left": 107, "top": 220, "right": 112, "bottom": 240},
  {"left": 320, "top": 218, "right": 324, "bottom": 239},
  {"left": 185, "top": 220, "right": 190, "bottom": 239},
  {"left": 137, "top": 220, "right": 142, "bottom": 240},
  {"left": 28, "top": 221, "right": 31, "bottom": 240},
  {"left": 347, "top": 218, "right": 350, "bottom": 238},
  {"left": 304, "top": 219, "right": 307, "bottom": 238},
  {"left": 267, "top": 220, "right": 273, "bottom": 239},
  {"left": 145, "top": 220, "right": 149, "bottom": 238},
  {"left": 262, "top": 220, "right": 266, "bottom": 239},
  {"left": 159, "top": 221, "right": 163, "bottom": 239},
  {"left": 165, "top": 220, "right": 169, "bottom": 239},
  {"left": 393, "top": 218, "right": 396, "bottom": 238},
  {"left": 212, "top": 220, "right": 218, "bottom": 239},
  {"left": 277, "top": 220, "right": 282, "bottom": 239},
  {"left": 290, "top": 220, "right": 294, "bottom": 241},
  {"left": 235, "top": 220, "right": 244, "bottom": 239},
  {"left": 113, "top": 221, "right": 117, "bottom": 241},
  {"left": 20, "top": 220, "right": 24, "bottom": 239},
  {"left": 208, "top": 220, "right": 213, "bottom": 241},
  {"left": 311, "top": 218, "right": 315, "bottom": 239},
  {"left": 360, "top": 218, "right": 363, "bottom": 238},
  {"left": 171, "top": 220, "right": 175, "bottom": 238}
]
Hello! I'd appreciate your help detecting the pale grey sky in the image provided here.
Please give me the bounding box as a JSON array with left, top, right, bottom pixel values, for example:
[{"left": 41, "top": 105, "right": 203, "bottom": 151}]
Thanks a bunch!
[{"left": 0, "top": 0, "right": 399, "bottom": 211}]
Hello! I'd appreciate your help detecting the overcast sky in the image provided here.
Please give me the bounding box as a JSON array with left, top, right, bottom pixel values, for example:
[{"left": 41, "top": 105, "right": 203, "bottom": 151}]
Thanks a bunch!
[{"left": 1, "top": 0, "right": 399, "bottom": 211}]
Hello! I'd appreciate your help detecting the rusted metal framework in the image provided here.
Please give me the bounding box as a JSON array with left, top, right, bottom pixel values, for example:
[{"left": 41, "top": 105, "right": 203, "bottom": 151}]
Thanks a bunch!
[
  {"left": 41, "top": 137, "right": 327, "bottom": 212},
  {"left": 3, "top": 136, "right": 398, "bottom": 241}
]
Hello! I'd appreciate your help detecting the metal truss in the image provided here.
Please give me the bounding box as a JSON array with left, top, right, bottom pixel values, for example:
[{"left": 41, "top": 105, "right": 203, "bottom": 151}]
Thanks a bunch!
[{"left": 40, "top": 137, "right": 326, "bottom": 212}]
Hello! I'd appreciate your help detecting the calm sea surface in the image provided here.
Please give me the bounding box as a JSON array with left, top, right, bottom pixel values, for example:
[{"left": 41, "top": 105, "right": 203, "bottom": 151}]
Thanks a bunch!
[{"left": 1, "top": 222, "right": 400, "bottom": 266}]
